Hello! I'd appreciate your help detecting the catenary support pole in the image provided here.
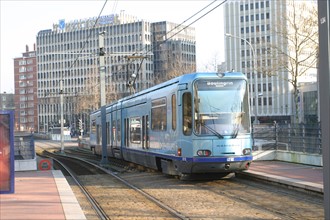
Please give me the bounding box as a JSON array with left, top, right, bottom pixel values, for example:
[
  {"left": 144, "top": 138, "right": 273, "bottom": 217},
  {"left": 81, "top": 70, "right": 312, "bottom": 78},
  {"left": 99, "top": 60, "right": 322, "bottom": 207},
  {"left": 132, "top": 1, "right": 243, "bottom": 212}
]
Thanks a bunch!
[
  {"left": 60, "top": 79, "right": 64, "bottom": 153},
  {"left": 99, "top": 32, "right": 108, "bottom": 165},
  {"left": 317, "top": 1, "right": 329, "bottom": 218}
]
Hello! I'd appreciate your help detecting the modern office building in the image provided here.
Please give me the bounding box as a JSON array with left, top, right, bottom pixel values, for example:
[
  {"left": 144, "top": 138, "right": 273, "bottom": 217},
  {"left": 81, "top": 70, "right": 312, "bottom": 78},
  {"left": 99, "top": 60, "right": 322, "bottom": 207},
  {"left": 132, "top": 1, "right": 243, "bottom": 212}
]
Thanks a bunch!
[
  {"left": 13, "top": 45, "right": 38, "bottom": 132},
  {"left": 36, "top": 12, "right": 196, "bottom": 133},
  {"left": 151, "top": 21, "right": 196, "bottom": 82},
  {"left": 224, "top": 0, "right": 318, "bottom": 124}
]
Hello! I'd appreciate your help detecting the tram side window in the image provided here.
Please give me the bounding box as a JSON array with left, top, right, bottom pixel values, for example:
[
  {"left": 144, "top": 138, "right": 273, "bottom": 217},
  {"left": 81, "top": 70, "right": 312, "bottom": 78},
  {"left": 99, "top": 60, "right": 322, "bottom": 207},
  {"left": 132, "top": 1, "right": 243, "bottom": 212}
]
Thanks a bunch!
[
  {"left": 124, "top": 118, "right": 129, "bottom": 147},
  {"left": 112, "top": 119, "right": 116, "bottom": 142},
  {"left": 130, "top": 117, "right": 141, "bottom": 144},
  {"left": 117, "top": 119, "right": 121, "bottom": 142},
  {"left": 91, "top": 120, "right": 96, "bottom": 133},
  {"left": 172, "top": 94, "right": 177, "bottom": 131},
  {"left": 96, "top": 124, "right": 101, "bottom": 145},
  {"left": 151, "top": 97, "right": 167, "bottom": 131},
  {"left": 183, "top": 92, "right": 192, "bottom": 135},
  {"left": 106, "top": 122, "right": 110, "bottom": 145}
]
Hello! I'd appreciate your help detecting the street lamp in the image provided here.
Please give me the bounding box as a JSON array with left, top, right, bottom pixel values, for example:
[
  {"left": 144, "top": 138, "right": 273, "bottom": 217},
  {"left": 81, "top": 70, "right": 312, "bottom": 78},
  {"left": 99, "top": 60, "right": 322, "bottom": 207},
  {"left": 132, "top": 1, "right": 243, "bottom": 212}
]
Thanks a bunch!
[{"left": 225, "top": 33, "right": 260, "bottom": 124}]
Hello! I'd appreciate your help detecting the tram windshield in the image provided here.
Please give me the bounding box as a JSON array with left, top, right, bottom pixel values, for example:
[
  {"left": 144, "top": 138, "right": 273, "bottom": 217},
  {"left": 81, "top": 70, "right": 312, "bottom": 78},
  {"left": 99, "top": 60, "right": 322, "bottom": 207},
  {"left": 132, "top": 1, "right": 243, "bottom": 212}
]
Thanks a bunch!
[{"left": 194, "top": 79, "right": 250, "bottom": 137}]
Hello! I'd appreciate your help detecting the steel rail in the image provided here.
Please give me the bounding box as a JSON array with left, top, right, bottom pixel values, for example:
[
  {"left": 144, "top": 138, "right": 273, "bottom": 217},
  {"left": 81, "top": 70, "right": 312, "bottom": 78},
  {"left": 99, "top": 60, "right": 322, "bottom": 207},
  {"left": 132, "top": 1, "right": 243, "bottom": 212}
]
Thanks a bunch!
[{"left": 42, "top": 152, "right": 110, "bottom": 220}]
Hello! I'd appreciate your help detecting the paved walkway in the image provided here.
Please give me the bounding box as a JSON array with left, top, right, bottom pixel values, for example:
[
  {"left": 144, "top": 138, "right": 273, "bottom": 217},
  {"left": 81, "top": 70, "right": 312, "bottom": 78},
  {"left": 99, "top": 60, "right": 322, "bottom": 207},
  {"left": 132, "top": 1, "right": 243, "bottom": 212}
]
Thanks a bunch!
[
  {"left": 0, "top": 170, "right": 86, "bottom": 220},
  {"left": 242, "top": 160, "right": 323, "bottom": 193}
]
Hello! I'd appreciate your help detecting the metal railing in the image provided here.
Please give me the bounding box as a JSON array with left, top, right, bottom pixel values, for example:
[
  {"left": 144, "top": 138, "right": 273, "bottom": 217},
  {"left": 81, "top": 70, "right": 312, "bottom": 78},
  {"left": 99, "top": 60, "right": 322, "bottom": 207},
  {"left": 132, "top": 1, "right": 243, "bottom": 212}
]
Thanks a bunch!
[
  {"left": 14, "top": 133, "right": 35, "bottom": 160},
  {"left": 252, "top": 122, "right": 322, "bottom": 154}
]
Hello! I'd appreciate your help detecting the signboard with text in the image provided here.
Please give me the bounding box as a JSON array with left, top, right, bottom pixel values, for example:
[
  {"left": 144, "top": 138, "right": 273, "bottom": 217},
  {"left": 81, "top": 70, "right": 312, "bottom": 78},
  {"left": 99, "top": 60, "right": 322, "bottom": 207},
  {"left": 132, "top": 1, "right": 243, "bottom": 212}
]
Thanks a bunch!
[{"left": 0, "top": 110, "right": 14, "bottom": 194}]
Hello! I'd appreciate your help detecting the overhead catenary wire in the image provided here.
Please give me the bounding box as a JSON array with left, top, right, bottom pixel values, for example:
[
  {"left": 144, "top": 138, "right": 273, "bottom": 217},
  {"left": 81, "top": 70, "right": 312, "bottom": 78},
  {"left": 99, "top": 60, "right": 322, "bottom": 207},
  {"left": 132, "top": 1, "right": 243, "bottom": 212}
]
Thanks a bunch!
[
  {"left": 68, "top": 0, "right": 109, "bottom": 71},
  {"left": 131, "top": 0, "right": 228, "bottom": 86}
]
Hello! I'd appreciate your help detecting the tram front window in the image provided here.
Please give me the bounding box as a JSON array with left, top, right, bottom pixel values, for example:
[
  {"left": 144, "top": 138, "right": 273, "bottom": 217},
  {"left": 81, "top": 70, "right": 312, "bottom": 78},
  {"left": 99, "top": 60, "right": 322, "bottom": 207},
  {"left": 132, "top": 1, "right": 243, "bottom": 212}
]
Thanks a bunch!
[{"left": 194, "top": 79, "right": 250, "bottom": 137}]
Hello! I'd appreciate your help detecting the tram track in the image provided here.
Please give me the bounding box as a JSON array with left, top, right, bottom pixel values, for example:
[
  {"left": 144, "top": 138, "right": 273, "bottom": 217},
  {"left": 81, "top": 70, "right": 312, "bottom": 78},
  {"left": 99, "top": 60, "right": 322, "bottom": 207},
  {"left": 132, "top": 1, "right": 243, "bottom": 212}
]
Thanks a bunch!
[
  {"left": 36, "top": 141, "right": 190, "bottom": 219},
  {"left": 194, "top": 176, "right": 323, "bottom": 220},
  {"left": 35, "top": 140, "right": 324, "bottom": 219},
  {"left": 46, "top": 153, "right": 109, "bottom": 220}
]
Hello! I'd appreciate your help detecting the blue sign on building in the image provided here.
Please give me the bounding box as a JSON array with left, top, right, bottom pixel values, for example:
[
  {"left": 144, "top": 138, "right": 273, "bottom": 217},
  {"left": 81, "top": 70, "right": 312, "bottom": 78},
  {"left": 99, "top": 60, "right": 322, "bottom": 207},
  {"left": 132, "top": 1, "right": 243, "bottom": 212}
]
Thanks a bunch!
[{"left": 0, "top": 110, "right": 14, "bottom": 194}]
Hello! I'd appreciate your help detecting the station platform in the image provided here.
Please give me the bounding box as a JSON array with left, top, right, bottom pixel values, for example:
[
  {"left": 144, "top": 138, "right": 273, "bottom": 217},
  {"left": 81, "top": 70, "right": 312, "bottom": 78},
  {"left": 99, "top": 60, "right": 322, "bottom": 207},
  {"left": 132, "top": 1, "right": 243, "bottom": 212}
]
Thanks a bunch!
[
  {"left": 0, "top": 170, "right": 86, "bottom": 220},
  {"left": 242, "top": 160, "right": 324, "bottom": 193}
]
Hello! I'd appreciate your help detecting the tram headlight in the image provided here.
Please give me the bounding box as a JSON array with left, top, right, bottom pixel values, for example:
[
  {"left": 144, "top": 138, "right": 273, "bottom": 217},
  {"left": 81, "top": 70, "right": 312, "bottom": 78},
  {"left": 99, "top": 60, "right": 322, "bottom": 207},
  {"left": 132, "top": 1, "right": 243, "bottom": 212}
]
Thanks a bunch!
[
  {"left": 243, "top": 148, "right": 251, "bottom": 155},
  {"left": 177, "top": 148, "right": 182, "bottom": 156},
  {"left": 197, "top": 150, "right": 211, "bottom": 157}
]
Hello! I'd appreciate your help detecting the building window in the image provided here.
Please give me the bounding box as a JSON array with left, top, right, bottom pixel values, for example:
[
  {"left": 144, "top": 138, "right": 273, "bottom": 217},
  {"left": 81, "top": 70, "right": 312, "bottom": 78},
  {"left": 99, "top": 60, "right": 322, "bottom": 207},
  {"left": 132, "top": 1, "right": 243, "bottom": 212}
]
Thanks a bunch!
[
  {"left": 268, "top": 83, "right": 272, "bottom": 91},
  {"left": 263, "top": 97, "right": 267, "bottom": 105},
  {"left": 268, "top": 59, "right": 271, "bottom": 66},
  {"left": 19, "top": 66, "right": 27, "bottom": 72},
  {"left": 19, "top": 60, "right": 26, "bottom": 65},
  {"left": 261, "top": 25, "right": 265, "bottom": 31}
]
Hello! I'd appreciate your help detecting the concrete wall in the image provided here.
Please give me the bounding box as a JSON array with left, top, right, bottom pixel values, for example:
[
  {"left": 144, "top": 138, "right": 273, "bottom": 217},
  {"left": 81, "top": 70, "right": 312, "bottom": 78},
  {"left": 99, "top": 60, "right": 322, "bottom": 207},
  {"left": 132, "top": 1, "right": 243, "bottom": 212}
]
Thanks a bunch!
[
  {"left": 15, "top": 159, "right": 37, "bottom": 171},
  {"left": 253, "top": 150, "right": 323, "bottom": 166}
]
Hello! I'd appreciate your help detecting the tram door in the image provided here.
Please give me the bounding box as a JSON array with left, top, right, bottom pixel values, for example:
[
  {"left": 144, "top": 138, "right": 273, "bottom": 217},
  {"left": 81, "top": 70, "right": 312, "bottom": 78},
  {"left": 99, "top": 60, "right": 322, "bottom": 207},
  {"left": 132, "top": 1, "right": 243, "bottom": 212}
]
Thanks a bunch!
[
  {"left": 111, "top": 109, "right": 122, "bottom": 159},
  {"left": 142, "top": 115, "right": 149, "bottom": 149}
]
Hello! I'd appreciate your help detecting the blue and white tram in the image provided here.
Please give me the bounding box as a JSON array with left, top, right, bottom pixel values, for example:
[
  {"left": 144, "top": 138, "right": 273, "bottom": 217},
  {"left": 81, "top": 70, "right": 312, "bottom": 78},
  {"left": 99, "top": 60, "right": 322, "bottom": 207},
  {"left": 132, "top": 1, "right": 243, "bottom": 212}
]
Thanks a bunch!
[{"left": 90, "top": 72, "right": 253, "bottom": 176}]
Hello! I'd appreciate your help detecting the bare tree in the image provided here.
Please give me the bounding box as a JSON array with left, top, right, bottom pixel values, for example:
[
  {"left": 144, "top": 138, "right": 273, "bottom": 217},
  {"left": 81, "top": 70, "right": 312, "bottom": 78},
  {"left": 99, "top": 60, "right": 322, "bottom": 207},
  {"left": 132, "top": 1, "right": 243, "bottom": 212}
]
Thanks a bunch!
[
  {"left": 261, "top": 1, "right": 318, "bottom": 123},
  {"left": 74, "top": 76, "right": 118, "bottom": 115},
  {"left": 200, "top": 52, "right": 221, "bottom": 72}
]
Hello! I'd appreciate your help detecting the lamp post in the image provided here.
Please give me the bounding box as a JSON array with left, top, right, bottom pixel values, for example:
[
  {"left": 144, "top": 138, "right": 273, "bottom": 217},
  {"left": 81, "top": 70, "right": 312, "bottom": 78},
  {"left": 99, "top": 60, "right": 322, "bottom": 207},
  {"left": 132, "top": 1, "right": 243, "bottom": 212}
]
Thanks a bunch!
[{"left": 225, "top": 33, "right": 259, "bottom": 124}]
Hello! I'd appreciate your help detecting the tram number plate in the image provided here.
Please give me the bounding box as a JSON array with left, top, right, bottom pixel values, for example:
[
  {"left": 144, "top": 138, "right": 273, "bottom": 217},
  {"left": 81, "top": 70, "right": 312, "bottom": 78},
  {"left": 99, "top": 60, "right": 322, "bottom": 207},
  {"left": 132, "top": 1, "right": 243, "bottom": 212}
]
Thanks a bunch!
[{"left": 227, "top": 158, "right": 235, "bottom": 162}]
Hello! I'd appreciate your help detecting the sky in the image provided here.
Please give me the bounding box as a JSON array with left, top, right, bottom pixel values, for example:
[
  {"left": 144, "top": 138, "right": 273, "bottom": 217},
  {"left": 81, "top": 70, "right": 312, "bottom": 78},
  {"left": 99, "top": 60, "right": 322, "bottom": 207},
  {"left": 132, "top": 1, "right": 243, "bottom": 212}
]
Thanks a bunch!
[{"left": 0, "top": 0, "right": 226, "bottom": 93}]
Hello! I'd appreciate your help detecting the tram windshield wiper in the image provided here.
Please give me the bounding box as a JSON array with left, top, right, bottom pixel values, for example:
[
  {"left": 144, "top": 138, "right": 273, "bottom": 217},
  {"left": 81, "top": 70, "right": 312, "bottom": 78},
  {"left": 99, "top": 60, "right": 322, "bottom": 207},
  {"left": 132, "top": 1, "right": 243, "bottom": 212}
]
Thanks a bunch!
[
  {"left": 232, "top": 124, "right": 239, "bottom": 138},
  {"left": 199, "top": 121, "right": 224, "bottom": 139}
]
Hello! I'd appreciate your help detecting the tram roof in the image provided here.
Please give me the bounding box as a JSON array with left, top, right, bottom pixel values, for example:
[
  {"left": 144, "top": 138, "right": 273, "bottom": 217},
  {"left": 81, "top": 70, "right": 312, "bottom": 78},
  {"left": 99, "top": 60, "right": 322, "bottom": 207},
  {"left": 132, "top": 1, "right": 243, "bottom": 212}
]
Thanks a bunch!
[{"left": 90, "top": 71, "right": 246, "bottom": 114}]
